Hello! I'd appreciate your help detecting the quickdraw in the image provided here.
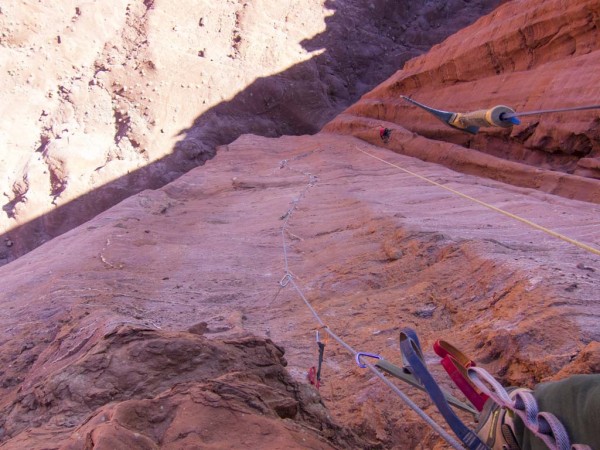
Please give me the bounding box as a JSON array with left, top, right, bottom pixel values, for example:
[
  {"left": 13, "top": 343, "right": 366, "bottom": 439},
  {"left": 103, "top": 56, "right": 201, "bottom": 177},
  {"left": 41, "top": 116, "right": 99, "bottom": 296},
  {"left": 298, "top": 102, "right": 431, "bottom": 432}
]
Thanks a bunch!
[
  {"left": 434, "top": 339, "right": 489, "bottom": 411},
  {"left": 355, "top": 328, "right": 593, "bottom": 450},
  {"left": 399, "top": 328, "right": 489, "bottom": 450},
  {"left": 356, "top": 351, "right": 478, "bottom": 416},
  {"left": 308, "top": 330, "right": 326, "bottom": 389}
]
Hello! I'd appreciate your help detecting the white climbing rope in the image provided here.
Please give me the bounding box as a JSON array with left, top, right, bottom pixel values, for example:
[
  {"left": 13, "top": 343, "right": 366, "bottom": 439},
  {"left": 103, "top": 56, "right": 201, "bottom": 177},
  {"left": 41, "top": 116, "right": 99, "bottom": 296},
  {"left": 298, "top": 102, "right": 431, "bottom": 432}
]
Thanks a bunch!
[
  {"left": 277, "top": 156, "right": 466, "bottom": 450},
  {"left": 274, "top": 145, "right": 596, "bottom": 449}
]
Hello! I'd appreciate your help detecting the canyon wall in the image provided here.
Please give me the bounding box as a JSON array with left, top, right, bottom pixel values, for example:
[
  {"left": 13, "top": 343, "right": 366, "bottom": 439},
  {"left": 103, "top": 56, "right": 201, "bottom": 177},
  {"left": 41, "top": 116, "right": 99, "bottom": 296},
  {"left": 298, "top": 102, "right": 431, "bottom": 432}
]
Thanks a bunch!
[
  {"left": 0, "top": 0, "right": 500, "bottom": 265},
  {"left": 0, "top": 0, "right": 599, "bottom": 448},
  {"left": 326, "top": 0, "right": 600, "bottom": 202}
]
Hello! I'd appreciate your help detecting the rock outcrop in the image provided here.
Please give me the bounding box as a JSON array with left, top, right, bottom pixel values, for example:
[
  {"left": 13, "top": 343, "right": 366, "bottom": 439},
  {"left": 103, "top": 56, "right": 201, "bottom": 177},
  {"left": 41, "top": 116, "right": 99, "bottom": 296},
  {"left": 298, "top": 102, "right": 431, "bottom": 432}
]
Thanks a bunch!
[
  {"left": 327, "top": 0, "right": 600, "bottom": 202},
  {"left": 2, "top": 326, "right": 368, "bottom": 449}
]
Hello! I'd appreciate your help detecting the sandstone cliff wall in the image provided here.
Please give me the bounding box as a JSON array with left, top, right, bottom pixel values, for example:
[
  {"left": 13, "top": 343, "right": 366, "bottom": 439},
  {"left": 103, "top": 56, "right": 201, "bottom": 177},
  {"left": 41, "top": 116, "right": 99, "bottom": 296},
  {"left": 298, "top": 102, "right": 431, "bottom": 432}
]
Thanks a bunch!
[
  {"left": 326, "top": 0, "right": 600, "bottom": 201},
  {"left": 0, "top": 0, "right": 500, "bottom": 265},
  {"left": 0, "top": 132, "right": 597, "bottom": 448},
  {"left": 1, "top": 1, "right": 599, "bottom": 448}
]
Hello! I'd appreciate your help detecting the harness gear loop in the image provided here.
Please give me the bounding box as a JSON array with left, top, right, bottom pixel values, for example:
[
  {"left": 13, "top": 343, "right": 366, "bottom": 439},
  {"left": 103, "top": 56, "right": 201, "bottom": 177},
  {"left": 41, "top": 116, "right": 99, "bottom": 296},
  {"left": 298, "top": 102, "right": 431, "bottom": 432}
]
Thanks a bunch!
[{"left": 467, "top": 367, "right": 587, "bottom": 450}]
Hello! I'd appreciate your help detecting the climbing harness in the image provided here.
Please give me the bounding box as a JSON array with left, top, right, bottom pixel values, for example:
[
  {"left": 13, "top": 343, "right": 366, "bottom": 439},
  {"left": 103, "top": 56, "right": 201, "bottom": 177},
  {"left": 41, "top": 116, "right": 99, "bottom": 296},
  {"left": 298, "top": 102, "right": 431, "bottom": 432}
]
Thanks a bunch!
[
  {"left": 401, "top": 96, "right": 600, "bottom": 135},
  {"left": 467, "top": 367, "right": 592, "bottom": 450},
  {"left": 396, "top": 329, "right": 593, "bottom": 450},
  {"left": 354, "top": 145, "right": 600, "bottom": 257},
  {"left": 382, "top": 327, "right": 594, "bottom": 450}
]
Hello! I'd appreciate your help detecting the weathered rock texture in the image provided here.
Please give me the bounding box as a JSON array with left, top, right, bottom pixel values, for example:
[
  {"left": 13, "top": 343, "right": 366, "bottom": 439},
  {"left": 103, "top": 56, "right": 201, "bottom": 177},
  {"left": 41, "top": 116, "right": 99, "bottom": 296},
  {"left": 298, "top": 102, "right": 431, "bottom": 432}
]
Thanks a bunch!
[
  {"left": 0, "top": 132, "right": 598, "bottom": 448},
  {"left": 2, "top": 325, "right": 368, "bottom": 449},
  {"left": 0, "top": 0, "right": 599, "bottom": 448},
  {"left": 0, "top": 0, "right": 501, "bottom": 265},
  {"left": 327, "top": 0, "right": 600, "bottom": 202}
]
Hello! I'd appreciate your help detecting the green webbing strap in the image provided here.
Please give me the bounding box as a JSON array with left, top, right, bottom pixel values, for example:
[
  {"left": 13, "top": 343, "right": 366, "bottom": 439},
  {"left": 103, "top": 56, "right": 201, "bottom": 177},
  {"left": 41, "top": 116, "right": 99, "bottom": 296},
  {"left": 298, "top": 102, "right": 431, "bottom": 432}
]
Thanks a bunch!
[{"left": 375, "top": 359, "right": 478, "bottom": 416}]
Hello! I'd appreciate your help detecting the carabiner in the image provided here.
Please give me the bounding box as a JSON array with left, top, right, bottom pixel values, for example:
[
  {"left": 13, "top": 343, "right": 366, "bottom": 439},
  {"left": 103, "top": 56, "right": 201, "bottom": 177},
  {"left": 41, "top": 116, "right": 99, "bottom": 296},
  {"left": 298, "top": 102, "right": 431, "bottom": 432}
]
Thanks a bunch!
[{"left": 356, "top": 352, "right": 381, "bottom": 368}]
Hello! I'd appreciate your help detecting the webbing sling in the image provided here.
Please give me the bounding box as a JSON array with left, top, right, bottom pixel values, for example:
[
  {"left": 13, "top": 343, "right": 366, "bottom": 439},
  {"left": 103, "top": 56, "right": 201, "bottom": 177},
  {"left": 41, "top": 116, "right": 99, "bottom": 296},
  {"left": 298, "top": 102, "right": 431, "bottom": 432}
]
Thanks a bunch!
[
  {"left": 374, "top": 359, "right": 478, "bottom": 416},
  {"left": 399, "top": 328, "right": 489, "bottom": 450}
]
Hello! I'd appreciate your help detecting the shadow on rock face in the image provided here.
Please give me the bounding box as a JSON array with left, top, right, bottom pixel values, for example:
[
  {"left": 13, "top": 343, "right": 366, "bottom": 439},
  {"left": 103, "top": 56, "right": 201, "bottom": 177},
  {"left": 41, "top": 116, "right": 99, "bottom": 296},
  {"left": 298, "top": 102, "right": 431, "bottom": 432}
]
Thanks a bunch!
[{"left": 1, "top": 0, "right": 502, "bottom": 266}]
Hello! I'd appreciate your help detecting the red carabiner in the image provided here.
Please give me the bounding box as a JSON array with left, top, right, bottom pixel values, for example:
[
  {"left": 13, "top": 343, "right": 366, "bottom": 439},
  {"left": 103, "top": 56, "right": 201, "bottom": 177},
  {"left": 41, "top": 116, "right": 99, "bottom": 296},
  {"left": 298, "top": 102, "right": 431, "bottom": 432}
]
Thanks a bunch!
[{"left": 434, "top": 340, "right": 489, "bottom": 411}]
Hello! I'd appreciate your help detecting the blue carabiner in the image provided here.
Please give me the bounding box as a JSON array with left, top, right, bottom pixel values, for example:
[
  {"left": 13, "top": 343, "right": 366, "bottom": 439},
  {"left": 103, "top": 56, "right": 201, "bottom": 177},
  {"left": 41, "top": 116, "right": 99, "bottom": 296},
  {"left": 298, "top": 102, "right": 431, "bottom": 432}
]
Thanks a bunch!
[{"left": 356, "top": 352, "right": 381, "bottom": 368}]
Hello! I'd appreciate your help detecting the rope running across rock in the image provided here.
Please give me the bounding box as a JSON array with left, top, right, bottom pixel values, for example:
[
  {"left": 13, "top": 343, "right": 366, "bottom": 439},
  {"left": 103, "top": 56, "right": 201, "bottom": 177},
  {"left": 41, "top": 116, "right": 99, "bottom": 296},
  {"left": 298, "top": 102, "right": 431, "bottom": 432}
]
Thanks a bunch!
[
  {"left": 354, "top": 146, "right": 600, "bottom": 257},
  {"left": 274, "top": 145, "right": 597, "bottom": 449},
  {"left": 277, "top": 154, "right": 466, "bottom": 450}
]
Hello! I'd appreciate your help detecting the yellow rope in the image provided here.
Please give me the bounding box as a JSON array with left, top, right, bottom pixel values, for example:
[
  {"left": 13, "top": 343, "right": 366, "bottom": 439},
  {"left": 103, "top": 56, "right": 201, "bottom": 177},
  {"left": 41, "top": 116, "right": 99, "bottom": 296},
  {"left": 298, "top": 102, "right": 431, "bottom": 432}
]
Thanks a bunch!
[{"left": 355, "top": 146, "right": 600, "bottom": 257}]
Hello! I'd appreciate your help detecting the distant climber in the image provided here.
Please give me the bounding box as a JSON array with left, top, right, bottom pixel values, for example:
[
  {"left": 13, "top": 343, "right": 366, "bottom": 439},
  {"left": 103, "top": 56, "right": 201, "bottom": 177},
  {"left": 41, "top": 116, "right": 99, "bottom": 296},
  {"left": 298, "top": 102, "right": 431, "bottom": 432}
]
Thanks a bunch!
[{"left": 379, "top": 126, "right": 392, "bottom": 143}]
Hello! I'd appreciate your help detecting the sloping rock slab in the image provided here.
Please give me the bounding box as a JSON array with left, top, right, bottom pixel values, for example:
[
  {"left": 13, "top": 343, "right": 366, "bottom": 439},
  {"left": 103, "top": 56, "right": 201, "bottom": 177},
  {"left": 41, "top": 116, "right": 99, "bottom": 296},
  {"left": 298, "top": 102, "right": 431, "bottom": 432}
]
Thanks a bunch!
[{"left": 0, "top": 326, "right": 371, "bottom": 449}]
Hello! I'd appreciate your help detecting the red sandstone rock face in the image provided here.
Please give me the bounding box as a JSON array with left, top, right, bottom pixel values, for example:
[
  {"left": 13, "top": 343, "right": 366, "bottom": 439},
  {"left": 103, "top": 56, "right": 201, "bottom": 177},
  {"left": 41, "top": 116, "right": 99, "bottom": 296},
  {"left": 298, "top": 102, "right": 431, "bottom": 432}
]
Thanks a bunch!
[
  {"left": 1, "top": 1, "right": 599, "bottom": 448},
  {"left": 0, "top": 133, "right": 598, "bottom": 448},
  {"left": 327, "top": 0, "right": 600, "bottom": 202},
  {"left": 0, "top": 0, "right": 501, "bottom": 265},
  {"left": 2, "top": 326, "right": 366, "bottom": 449}
]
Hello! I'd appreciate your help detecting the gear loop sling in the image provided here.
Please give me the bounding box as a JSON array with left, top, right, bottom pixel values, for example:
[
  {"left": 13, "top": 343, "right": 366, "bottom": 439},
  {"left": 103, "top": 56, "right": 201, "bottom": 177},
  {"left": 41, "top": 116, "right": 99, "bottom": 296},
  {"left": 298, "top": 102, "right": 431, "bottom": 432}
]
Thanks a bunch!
[
  {"left": 467, "top": 367, "right": 588, "bottom": 450},
  {"left": 399, "top": 328, "right": 489, "bottom": 450}
]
